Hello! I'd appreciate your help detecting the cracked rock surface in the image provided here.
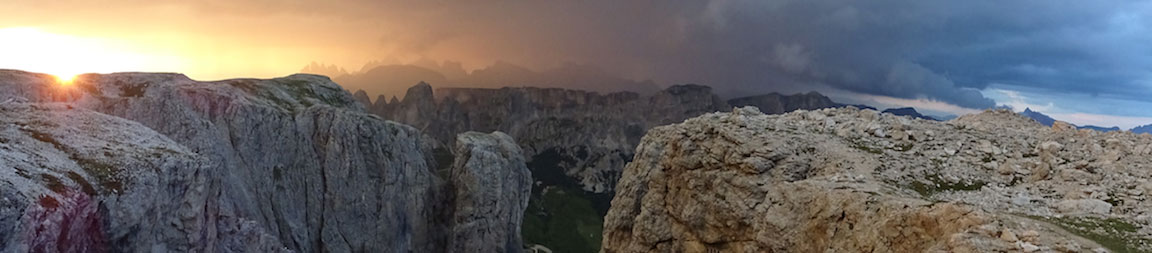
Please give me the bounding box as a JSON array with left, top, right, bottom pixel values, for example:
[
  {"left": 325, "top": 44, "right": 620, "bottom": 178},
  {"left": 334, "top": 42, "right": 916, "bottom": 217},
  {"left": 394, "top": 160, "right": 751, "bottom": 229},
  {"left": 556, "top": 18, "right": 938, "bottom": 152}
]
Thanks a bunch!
[
  {"left": 603, "top": 106, "right": 1152, "bottom": 252},
  {"left": 448, "top": 131, "right": 532, "bottom": 253},
  {"left": 0, "top": 70, "right": 532, "bottom": 252}
]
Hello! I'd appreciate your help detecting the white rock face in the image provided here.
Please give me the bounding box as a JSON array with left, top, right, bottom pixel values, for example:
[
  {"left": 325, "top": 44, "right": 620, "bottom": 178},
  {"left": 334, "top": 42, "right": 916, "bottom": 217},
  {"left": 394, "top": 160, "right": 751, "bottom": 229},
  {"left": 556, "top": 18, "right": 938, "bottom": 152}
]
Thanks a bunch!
[
  {"left": 0, "top": 70, "right": 533, "bottom": 252},
  {"left": 1056, "top": 199, "right": 1113, "bottom": 215},
  {"left": 448, "top": 132, "right": 532, "bottom": 252},
  {"left": 603, "top": 107, "right": 1152, "bottom": 252},
  {"left": 0, "top": 103, "right": 220, "bottom": 252}
]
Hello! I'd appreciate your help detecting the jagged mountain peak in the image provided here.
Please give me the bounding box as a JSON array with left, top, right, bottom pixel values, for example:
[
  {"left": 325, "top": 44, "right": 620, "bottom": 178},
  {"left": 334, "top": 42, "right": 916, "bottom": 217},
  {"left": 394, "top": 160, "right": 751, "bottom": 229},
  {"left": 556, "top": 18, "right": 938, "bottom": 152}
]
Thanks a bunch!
[{"left": 1019, "top": 107, "right": 1058, "bottom": 127}]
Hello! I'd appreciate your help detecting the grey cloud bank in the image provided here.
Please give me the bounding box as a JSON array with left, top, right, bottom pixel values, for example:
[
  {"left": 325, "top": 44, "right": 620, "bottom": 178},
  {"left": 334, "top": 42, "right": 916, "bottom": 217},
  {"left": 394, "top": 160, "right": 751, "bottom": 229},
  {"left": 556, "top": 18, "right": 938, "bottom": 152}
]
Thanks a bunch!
[
  {"left": 319, "top": 0, "right": 1149, "bottom": 114},
  {"left": 29, "top": 0, "right": 1150, "bottom": 115}
]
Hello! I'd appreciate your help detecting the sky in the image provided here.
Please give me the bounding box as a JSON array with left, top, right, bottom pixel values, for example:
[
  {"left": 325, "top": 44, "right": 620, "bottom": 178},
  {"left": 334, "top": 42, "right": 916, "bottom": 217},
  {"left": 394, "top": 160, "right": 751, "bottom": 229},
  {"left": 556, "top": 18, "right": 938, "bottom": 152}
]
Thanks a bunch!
[{"left": 1, "top": 0, "right": 1151, "bottom": 128}]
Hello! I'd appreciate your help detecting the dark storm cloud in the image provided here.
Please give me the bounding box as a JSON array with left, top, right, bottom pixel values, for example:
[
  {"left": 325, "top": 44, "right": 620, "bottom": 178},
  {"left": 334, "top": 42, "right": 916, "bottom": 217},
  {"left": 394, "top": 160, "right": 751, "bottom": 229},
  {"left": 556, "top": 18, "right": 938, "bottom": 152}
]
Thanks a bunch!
[
  {"left": 17, "top": 0, "right": 1148, "bottom": 109},
  {"left": 639, "top": 0, "right": 1148, "bottom": 108},
  {"left": 282, "top": 0, "right": 1144, "bottom": 109}
]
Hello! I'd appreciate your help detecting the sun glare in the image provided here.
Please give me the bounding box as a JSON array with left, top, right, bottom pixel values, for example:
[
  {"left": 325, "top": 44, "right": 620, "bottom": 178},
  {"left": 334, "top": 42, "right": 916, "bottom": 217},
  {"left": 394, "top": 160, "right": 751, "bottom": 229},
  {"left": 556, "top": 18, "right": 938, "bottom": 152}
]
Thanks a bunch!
[
  {"left": 54, "top": 73, "right": 78, "bottom": 84},
  {"left": 0, "top": 27, "right": 181, "bottom": 81}
]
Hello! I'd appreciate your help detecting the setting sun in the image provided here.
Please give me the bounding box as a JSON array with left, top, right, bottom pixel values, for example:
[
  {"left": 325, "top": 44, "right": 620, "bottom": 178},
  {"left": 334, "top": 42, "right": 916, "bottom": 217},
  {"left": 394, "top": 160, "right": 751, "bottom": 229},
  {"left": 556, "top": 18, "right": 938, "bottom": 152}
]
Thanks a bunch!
[
  {"left": 0, "top": 27, "right": 182, "bottom": 80},
  {"left": 54, "top": 73, "right": 78, "bottom": 84}
]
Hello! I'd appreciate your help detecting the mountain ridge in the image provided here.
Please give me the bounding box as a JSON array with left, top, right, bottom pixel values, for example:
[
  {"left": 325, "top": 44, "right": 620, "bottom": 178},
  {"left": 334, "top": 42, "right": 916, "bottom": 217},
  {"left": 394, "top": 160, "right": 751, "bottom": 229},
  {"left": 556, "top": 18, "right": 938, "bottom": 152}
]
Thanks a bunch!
[
  {"left": 0, "top": 69, "right": 530, "bottom": 252},
  {"left": 1019, "top": 107, "right": 1126, "bottom": 132}
]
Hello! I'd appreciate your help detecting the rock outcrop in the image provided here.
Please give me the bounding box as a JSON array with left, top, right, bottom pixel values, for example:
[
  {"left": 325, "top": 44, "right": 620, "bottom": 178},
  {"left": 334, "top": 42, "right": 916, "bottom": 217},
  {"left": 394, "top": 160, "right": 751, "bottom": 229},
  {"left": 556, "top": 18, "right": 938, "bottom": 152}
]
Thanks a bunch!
[
  {"left": 603, "top": 107, "right": 1152, "bottom": 252},
  {"left": 366, "top": 83, "right": 863, "bottom": 252},
  {"left": 366, "top": 83, "right": 732, "bottom": 252},
  {"left": 372, "top": 83, "right": 730, "bottom": 193},
  {"left": 448, "top": 132, "right": 532, "bottom": 252},
  {"left": 881, "top": 107, "right": 938, "bottom": 121},
  {"left": 0, "top": 70, "right": 534, "bottom": 252},
  {"left": 726, "top": 92, "right": 839, "bottom": 115},
  {"left": 1022, "top": 107, "right": 1058, "bottom": 126},
  {"left": 0, "top": 103, "right": 218, "bottom": 252},
  {"left": 352, "top": 89, "right": 371, "bottom": 106}
]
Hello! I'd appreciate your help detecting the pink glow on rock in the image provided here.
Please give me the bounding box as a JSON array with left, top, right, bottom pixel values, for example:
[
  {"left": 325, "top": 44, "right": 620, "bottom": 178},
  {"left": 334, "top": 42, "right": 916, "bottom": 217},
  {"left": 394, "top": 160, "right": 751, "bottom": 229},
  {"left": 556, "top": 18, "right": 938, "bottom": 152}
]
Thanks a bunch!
[{"left": 22, "top": 190, "right": 107, "bottom": 253}]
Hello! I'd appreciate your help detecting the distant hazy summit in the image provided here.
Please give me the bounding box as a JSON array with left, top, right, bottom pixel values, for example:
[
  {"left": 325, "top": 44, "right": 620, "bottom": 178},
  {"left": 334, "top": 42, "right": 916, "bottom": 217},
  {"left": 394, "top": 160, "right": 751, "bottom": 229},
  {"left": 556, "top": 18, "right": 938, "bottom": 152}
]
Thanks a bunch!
[
  {"left": 727, "top": 92, "right": 841, "bottom": 114},
  {"left": 1019, "top": 107, "right": 1133, "bottom": 133},
  {"left": 1020, "top": 108, "right": 1058, "bottom": 126},
  {"left": 304, "top": 60, "right": 661, "bottom": 101},
  {"left": 1134, "top": 124, "right": 1152, "bottom": 134},
  {"left": 881, "top": 107, "right": 939, "bottom": 121}
]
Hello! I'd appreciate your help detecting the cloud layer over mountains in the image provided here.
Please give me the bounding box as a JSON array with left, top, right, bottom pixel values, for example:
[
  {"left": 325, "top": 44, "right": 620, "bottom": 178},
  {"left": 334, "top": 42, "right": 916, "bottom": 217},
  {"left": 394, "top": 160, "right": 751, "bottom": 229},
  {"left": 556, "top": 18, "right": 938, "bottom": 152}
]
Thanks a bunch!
[
  {"left": 297, "top": 0, "right": 1149, "bottom": 111},
  {"left": 7, "top": 0, "right": 1152, "bottom": 112}
]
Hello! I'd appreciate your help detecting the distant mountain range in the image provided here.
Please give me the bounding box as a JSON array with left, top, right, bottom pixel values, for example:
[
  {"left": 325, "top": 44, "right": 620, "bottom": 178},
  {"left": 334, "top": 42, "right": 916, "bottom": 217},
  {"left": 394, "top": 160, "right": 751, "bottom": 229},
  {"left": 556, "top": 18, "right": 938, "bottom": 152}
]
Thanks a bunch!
[
  {"left": 727, "top": 92, "right": 842, "bottom": 114},
  {"left": 1019, "top": 108, "right": 1057, "bottom": 126},
  {"left": 305, "top": 61, "right": 661, "bottom": 100},
  {"left": 1018, "top": 107, "right": 1134, "bottom": 133},
  {"left": 881, "top": 107, "right": 939, "bottom": 121},
  {"left": 1078, "top": 125, "right": 1122, "bottom": 132},
  {"left": 1134, "top": 124, "right": 1152, "bottom": 134}
]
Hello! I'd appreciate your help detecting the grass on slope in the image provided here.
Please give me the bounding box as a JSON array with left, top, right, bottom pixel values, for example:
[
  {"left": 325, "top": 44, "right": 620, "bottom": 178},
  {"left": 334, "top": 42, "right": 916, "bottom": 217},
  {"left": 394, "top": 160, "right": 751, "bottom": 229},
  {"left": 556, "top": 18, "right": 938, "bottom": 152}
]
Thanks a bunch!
[
  {"left": 521, "top": 147, "right": 613, "bottom": 253},
  {"left": 522, "top": 187, "right": 604, "bottom": 253},
  {"left": 1027, "top": 215, "right": 1151, "bottom": 253}
]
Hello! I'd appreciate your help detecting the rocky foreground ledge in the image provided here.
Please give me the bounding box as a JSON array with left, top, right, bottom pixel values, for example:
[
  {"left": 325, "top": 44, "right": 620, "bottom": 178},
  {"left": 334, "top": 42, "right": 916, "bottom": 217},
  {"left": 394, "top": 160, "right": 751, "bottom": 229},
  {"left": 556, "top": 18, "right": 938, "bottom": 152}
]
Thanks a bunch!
[
  {"left": 0, "top": 70, "right": 530, "bottom": 252},
  {"left": 603, "top": 106, "right": 1152, "bottom": 252}
]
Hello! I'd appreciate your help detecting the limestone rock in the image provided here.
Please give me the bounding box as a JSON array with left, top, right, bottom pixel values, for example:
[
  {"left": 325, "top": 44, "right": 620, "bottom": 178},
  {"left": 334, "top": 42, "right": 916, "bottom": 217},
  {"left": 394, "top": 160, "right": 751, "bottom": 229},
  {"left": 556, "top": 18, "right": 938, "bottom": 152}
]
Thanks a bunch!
[
  {"left": 448, "top": 132, "right": 532, "bottom": 253},
  {"left": 603, "top": 107, "right": 1152, "bottom": 252},
  {"left": 1055, "top": 199, "right": 1112, "bottom": 215},
  {"left": 352, "top": 89, "right": 372, "bottom": 106},
  {"left": 372, "top": 83, "right": 731, "bottom": 193},
  {"left": 0, "top": 70, "right": 538, "bottom": 252},
  {"left": 727, "top": 91, "right": 839, "bottom": 115},
  {"left": 0, "top": 103, "right": 225, "bottom": 252}
]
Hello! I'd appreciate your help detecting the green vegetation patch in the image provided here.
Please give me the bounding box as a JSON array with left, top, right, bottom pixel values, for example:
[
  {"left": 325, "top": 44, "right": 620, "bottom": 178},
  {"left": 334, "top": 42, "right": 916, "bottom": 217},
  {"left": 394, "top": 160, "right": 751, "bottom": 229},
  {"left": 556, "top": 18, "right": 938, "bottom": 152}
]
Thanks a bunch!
[
  {"left": 25, "top": 129, "right": 66, "bottom": 151},
  {"left": 22, "top": 129, "right": 126, "bottom": 195},
  {"left": 847, "top": 138, "right": 894, "bottom": 154},
  {"left": 229, "top": 80, "right": 296, "bottom": 110},
  {"left": 228, "top": 79, "right": 352, "bottom": 111},
  {"left": 275, "top": 79, "right": 352, "bottom": 108},
  {"left": 74, "top": 157, "right": 124, "bottom": 195},
  {"left": 522, "top": 187, "right": 604, "bottom": 253},
  {"left": 902, "top": 173, "right": 986, "bottom": 197},
  {"left": 1027, "top": 215, "right": 1152, "bottom": 252},
  {"left": 118, "top": 82, "right": 149, "bottom": 97},
  {"left": 431, "top": 147, "right": 455, "bottom": 179},
  {"left": 522, "top": 147, "right": 613, "bottom": 253},
  {"left": 40, "top": 173, "right": 67, "bottom": 193},
  {"left": 893, "top": 142, "right": 915, "bottom": 151},
  {"left": 65, "top": 171, "right": 98, "bottom": 196},
  {"left": 852, "top": 143, "right": 884, "bottom": 154}
]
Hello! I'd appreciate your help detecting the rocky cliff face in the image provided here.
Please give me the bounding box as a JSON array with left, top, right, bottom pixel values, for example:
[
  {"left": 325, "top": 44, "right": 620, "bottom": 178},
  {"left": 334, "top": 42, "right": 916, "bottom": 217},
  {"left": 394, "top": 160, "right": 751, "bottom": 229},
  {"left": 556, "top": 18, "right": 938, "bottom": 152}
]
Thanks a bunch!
[
  {"left": 371, "top": 83, "right": 730, "bottom": 194},
  {"left": 882, "top": 107, "right": 938, "bottom": 121},
  {"left": 0, "top": 103, "right": 218, "bottom": 252},
  {"left": 726, "top": 92, "right": 839, "bottom": 115},
  {"left": 363, "top": 83, "right": 867, "bottom": 252},
  {"left": 604, "top": 106, "right": 1152, "bottom": 252},
  {"left": 448, "top": 132, "right": 532, "bottom": 253},
  {"left": 0, "top": 70, "right": 532, "bottom": 252}
]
